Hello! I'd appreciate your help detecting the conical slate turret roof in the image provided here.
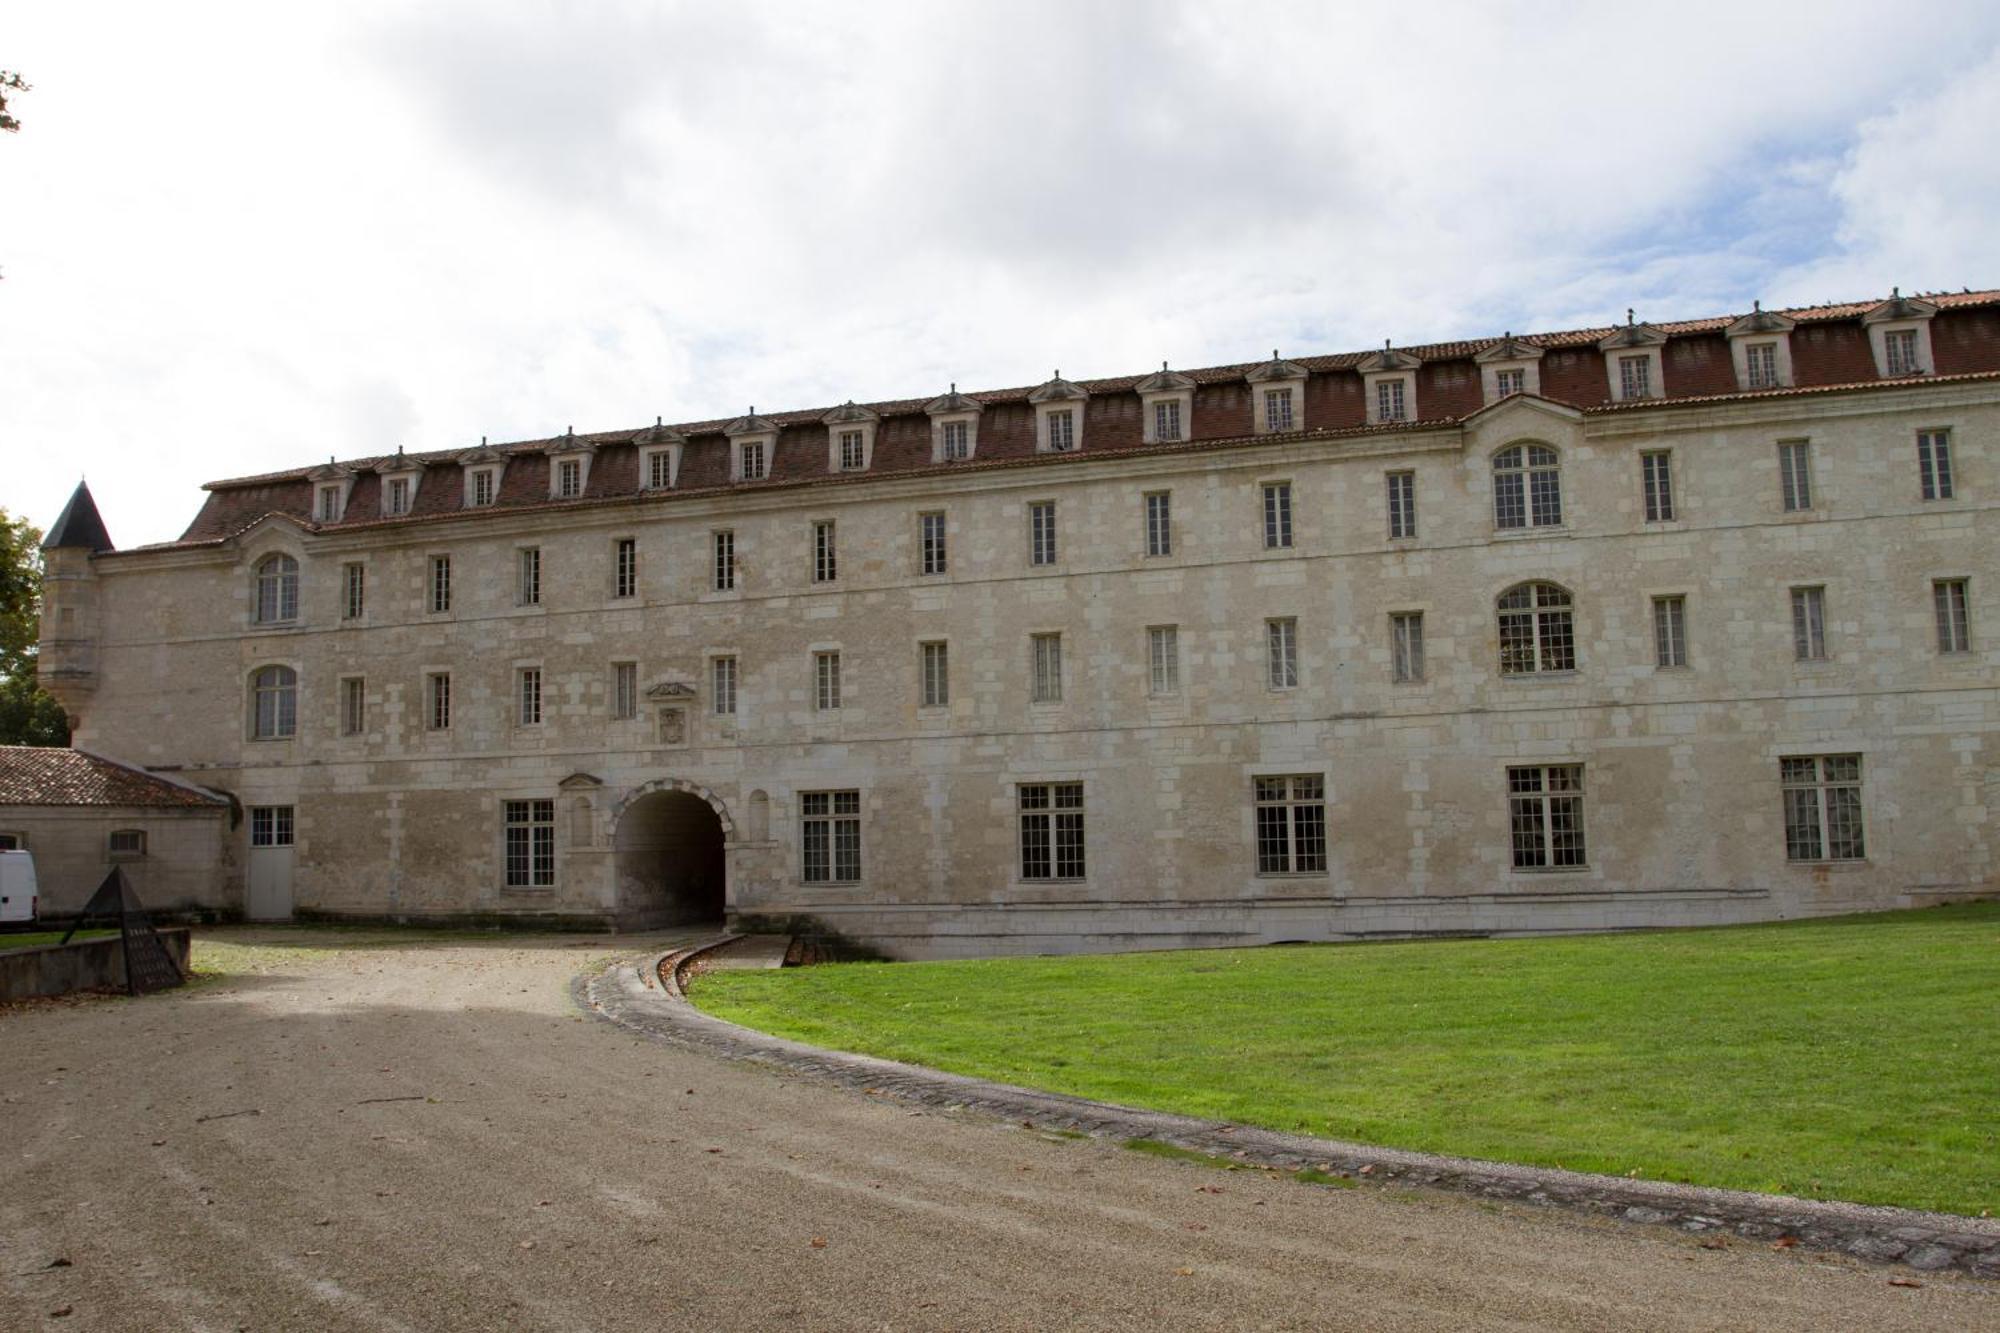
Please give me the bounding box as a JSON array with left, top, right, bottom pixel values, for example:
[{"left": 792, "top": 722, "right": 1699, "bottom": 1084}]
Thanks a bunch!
[{"left": 42, "top": 481, "right": 114, "bottom": 553}]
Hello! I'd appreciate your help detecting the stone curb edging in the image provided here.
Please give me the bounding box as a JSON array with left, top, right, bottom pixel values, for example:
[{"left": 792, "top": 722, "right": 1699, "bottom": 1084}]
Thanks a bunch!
[{"left": 575, "top": 942, "right": 2000, "bottom": 1280}]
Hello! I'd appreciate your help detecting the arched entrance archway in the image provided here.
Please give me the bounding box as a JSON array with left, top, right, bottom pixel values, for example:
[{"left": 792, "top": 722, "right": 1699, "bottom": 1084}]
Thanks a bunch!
[{"left": 612, "top": 781, "right": 730, "bottom": 928}]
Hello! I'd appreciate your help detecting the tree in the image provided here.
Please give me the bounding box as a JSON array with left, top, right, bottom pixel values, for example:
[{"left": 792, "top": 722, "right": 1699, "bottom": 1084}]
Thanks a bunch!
[
  {"left": 0, "top": 72, "right": 28, "bottom": 134},
  {"left": 0, "top": 509, "right": 70, "bottom": 745}
]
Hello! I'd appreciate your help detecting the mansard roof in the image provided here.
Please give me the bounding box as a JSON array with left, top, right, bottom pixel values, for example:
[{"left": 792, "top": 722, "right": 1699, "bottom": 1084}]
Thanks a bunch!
[{"left": 42, "top": 481, "right": 114, "bottom": 553}]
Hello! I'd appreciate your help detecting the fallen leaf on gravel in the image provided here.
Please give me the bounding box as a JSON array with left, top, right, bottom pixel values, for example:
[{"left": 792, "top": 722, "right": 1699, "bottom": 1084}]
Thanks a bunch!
[
  {"left": 519, "top": 1241, "right": 536, "bottom": 1251},
  {"left": 1182, "top": 1223, "right": 1207, "bottom": 1232},
  {"left": 50, "top": 1306, "right": 73, "bottom": 1318},
  {"left": 150, "top": 1140, "right": 165, "bottom": 1147},
  {"left": 1358, "top": 1165, "right": 1375, "bottom": 1176},
  {"left": 1888, "top": 1279, "right": 1922, "bottom": 1289},
  {"left": 809, "top": 1237, "right": 827, "bottom": 1249},
  {"left": 705, "top": 1148, "right": 723, "bottom": 1155},
  {"left": 1773, "top": 1236, "right": 1799, "bottom": 1249},
  {"left": 1173, "top": 1268, "right": 1194, "bottom": 1277},
  {"left": 46, "top": 1258, "right": 72, "bottom": 1270}
]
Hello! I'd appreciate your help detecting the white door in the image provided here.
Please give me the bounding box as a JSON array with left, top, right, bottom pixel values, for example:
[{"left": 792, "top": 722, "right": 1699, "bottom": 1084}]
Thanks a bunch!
[{"left": 247, "top": 805, "right": 295, "bottom": 921}]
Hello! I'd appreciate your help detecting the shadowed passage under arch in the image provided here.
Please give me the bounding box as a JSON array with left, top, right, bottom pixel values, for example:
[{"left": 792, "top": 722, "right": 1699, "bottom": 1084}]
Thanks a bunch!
[{"left": 613, "top": 787, "right": 726, "bottom": 927}]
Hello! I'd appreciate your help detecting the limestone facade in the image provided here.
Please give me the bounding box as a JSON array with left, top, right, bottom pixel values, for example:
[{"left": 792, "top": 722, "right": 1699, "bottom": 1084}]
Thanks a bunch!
[{"left": 39, "top": 292, "right": 2000, "bottom": 955}]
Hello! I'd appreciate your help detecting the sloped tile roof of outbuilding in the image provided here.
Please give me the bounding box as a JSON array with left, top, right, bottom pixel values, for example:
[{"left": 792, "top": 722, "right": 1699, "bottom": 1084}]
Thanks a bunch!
[{"left": 0, "top": 748, "right": 227, "bottom": 809}]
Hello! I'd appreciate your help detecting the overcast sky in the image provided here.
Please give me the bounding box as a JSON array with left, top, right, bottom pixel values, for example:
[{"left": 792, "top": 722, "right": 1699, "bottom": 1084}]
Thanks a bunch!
[{"left": 7, "top": 1, "right": 2000, "bottom": 548}]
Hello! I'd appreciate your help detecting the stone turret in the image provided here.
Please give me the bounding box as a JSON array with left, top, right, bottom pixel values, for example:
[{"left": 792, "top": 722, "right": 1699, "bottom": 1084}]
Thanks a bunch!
[{"left": 38, "top": 481, "right": 114, "bottom": 729}]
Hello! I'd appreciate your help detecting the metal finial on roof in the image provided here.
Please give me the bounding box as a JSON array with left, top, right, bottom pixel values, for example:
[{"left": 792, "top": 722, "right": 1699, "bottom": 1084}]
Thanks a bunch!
[
  {"left": 480, "top": 435, "right": 487, "bottom": 447},
  {"left": 1753, "top": 300, "right": 1762, "bottom": 313},
  {"left": 949, "top": 383, "right": 956, "bottom": 393},
  {"left": 1892, "top": 286, "right": 1900, "bottom": 299},
  {"left": 1626, "top": 309, "right": 1635, "bottom": 326},
  {"left": 655, "top": 415, "right": 663, "bottom": 427},
  {"left": 396, "top": 445, "right": 405, "bottom": 458},
  {"left": 1161, "top": 360, "right": 1169, "bottom": 371},
  {"left": 565, "top": 426, "right": 574, "bottom": 438},
  {"left": 1053, "top": 369, "right": 1060, "bottom": 380},
  {"left": 1272, "top": 349, "right": 1280, "bottom": 360}
]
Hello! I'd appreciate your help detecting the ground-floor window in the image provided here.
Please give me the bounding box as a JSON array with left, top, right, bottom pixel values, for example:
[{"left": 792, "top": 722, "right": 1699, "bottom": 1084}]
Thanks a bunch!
[
  {"left": 504, "top": 799, "right": 556, "bottom": 887},
  {"left": 0, "top": 832, "right": 23, "bottom": 850},
  {"left": 1508, "top": 765, "right": 1586, "bottom": 869},
  {"left": 1782, "top": 755, "right": 1865, "bottom": 861},
  {"left": 108, "top": 829, "right": 147, "bottom": 859},
  {"left": 801, "top": 790, "right": 861, "bottom": 883},
  {"left": 1019, "top": 782, "right": 1085, "bottom": 880},
  {"left": 1255, "top": 775, "right": 1326, "bottom": 874},
  {"left": 250, "top": 806, "right": 294, "bottom": 847}
]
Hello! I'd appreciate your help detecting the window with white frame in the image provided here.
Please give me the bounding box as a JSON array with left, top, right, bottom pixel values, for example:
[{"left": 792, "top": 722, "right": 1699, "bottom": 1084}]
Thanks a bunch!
[
  {"left": 1046, "top": 409, "right": 1076, "bottom": 452},
  {"left": 813, "top": 651, "right": 842, "bottom": 711},
  {"left": 340, "top": 676, "right": 365, "bottom": 736},
  {"left": 919, "top": 511, "right": 947, "bottom": 576},
  {"left": 316, "top": 485, "right": 343, "bottom": 521},
  {"left": 1493, "top": 444, "right": 1562, "bottom": 529},
  {"left": 426, "top": 672, "right": 451, "bottom": 730},
  {"left": 342, "top": 563, "right": 365, "bottom": 620},
  {"left": 1778, "top": 441, "right": 1813, "bottom": 512},
  {"left": 1641, "top": 451, "right": 1675, "bottom": 522},
  {"left": 518, "top": 547, "right": 541, "bottom": 607},
  {"left": 1498, "top": 582, "right": 1576, "bottom": 675},
  {"left": 1791, "top": 585, "right": 1827, "bottom": 661},
  {"left": 517, "top": 667, "right": 542, "bottom": 726},
  {"left": 254, "top": 554, "right": 299, "bottom": 624},
  {"left": 801, "top": 790, "right": 861, "bottom": 883},
  {"left": 1018, "top": 782, "right": 1085, "bottom": 880},
  {"left": 712, "top": 656, "right": 738, "bottom": 716},
  {"left": 504, "top": 799, "right": 556, "bottom": 887},
  {"left": 920, "top": 640, "right": 949, "bottom": 708},
  {"left": 839, "top": 430, "right": 866, "bottom": 471},
  {"left": 1782, "top": 755, "right": 1865, "bottom": 861},
  {"left": 251, "top": 665, "right": 297, "bottom": 739},
  {"left": 1935, "top": 578, "right": 1971, "bottom": 653},
  {"left": 1255, "top": 775, "right": 1326, "bottom": 874},
  {"left": 556, "top": 457, "right": 583, "bottom": 498},
  {"left": 429, "top": 555, "right": 451, "bottom": 613},
  {"left": 1029, "top": 501, "right": 1058, "bottom": 567},
  {"left": 1147, "top": 625, "right": 1179, "bottom": 696},
  {"left": 1617, "top": 354, "right": 1653, "bottom": 400},
  {"left": 1266, "top": 617, "right": 1298, "bottom": 689},
  {"left": 108, "top": 829, "right": 147, "bottom": 859},
  {"left": 614, "top": 538, "right": 637, "bottom": 598},
  {"left": 713, "top": 530, "right": 736, "bottom": 591},
  {"left": 1386, "top": 471, "right": 1416, "bottom": 540},
  {"left": 1144, "top": 491, "right": 1172, "bottom": 557},
  {"left": 1031, "top": 633, "right": 1063, "bottom": 703},
  {"left": 813, "top": 520, "right": 837, "bottom": 584},
  {"left": 250, "top": 805, "right": 294, "bottom": 848},
  {"left": 1391, "top": 611, "right": 1424, "bottom": 683},
  {"left": 646, "top": 449, "right": 676, "bottom": 491},
  {"left": 739, "top": 440, "right": 766, "bottom": 481},
  {"left": 940, "top": 420, "right": 970, "bottom": 461},
  {"left": 1375, "top": 377, "right": 1408, "bottom": 423},
  {"left": 1493, "top": 367, "right": 1526, "bottom": 397},
  {"left": 1263, "top": 482, "right": 1293, "bottom": 549},
  {"left": 1508, "top": 764, "right": 1586, "bottom": 869},
  {"left": 612, "top": 662, "right": 638, "bottom": 719},
  {"left": 1884, "top": 328, "right": 1920, "bottom": 377},
  {"left": 386, "top": 477, "right": 411, "bottom": 517},
  {"left": 1153, "top": 398, "right": 1183, "bottom": 442},
  {"left": 1263, "top": 387, "right": 1295, "bottom": 432},
  {"left": 470, "top": 470, "right": 496, "bottom": 507},
  {"left": 1653, "top": 595, "right": 1688, "bottom": 668},
  {"left": 1744, "top": 342, "right": 1779, "bottom": 389},
  {"left": 1918, "top": 430, "right": 1954, "bottom": 501}
]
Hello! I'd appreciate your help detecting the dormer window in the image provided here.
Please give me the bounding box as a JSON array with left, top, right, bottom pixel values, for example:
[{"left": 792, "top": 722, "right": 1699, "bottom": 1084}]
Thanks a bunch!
[
  {"left": 1358, "top": 344, "right": 1421, "bottom": 426},
  {"left": 1135, "top": 364, "right": 1196, "bottom": 445},
  {"left": 633, "top": 419, "right": 686, "bottom": 491},
  {"left": 1618, "top": 354, "right": 1651, "bottom": 400},
  {"left": 725, "top": 409, "right": 779, "bottom": 482},
  {"left": 1029, "top": 374, "right": 1089, "bottom": 454},
  {"left": 1725, "top": 303, "right": 1795, "bottom": 390},
  {"left": 544, "top": 428, "right": 596, "bottom": 499},
  {"left": 375, "top": 452, "right": 424, "bottom": 520},
  {"left": 471, "top": 470, "right": 497, "bottom": 506},
  {"left": 387, "top": 478, "right": 411, "bottom": 515},
  {"left": 556, "top": 458, "right": 582, "bottom": 497},
  {"left": 925, "top": 386, "right": 983, "bottom": 463},
  {"left": 1862, "top": 290, "right": 1937, "bottom": 379},
  {"left": 821, "top": 402, "right": 877, "bottom": 473},
  {"left": 306, "top": 460, "right": 355, "bottom": 524},
  {"left": 1245, "top": 353, "right": 1308, "bottom": 436},
  {"left": 1475, "top": 334, "right": 1545, "bottom": 404},
  {"left": 1744, "top": 343, "right": 1778, "bottom": 387},
  {"left": 1885, "top": 329, "right": 1919, "bottom": 376},
  {"left": 456, "top": 441, "right": 507, "bottom": 509},
  {"left": 1264, "top": 387, "right": 1294, "bottom": 431},
  {"left": 1597, "top": 316, "right": 1667, "bottom": 403},
  {"left": 1494, "top": 368, "right": 1525, "bottom": 396},
  {"left": 739, "top": 441, "right": 765, "bottom": 480},
  {"left": 1377, "top": 380, "right": 1406, "bottom": 421},
  {"left": 315, "top": 486, "right": 342, "bottom": 521}
]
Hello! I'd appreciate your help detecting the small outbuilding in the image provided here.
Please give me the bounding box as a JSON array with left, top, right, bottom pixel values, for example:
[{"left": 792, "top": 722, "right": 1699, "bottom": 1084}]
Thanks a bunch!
[{"left": 0, "top": 748, "right": 233, "bottom": 917}]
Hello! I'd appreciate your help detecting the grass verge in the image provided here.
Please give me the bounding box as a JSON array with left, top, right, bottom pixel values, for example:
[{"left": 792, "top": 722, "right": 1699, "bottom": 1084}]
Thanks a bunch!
[
  {"left": 694, "top": 903, "right": 2000, "bottom": 1215},
  {"left": 0, "top": 929, "right": 117, "bottom": 951}
]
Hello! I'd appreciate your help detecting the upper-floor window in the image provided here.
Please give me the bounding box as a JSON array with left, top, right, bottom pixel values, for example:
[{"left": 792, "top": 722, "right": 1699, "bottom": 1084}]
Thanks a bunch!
[
  {"left": 1375, "top": 378, "right": 1408, "bottom": 423},
  {"left": 1144, "top": 491, "right": 1172, "bottom": 557},
  {"left": 612, "top": 662, "right": 638, "bottom": 720},
  {"left": 940, "top": 420, "right": 971, "bottom": 461},
  {"left": 1744, "top": 342, "right": 1779, "bottom": 389},
  {"left": 1266, "top": 617, "right": 1299, "bottom": 689},
  {"left": 1029, "top": 501, "right": 1058, "bottom": 567},
  {"left": 712, "top": 656, "right": 738, "bottom": 716},
  {"left": 614, "top": 538, "right": 637, "bottom": 598},
  {"left": 342, "top": 563, "right": 365, "bottom": 620},
  {"left": 426, "top": 672, "right": 451, "bottom": 730},
  {"left": 1653, "top": 595, "right": 1688, "bottom": 668},
  {"left": 1498, "top": 582, "right": 1575, "bottom": 674},
  {"left": 838, "top": 430, "right": 866, "bottom": 471},
  {"left": 1778, "top": 440, "right": 1813, "bottom": 512},
  {"left": 814, "top": 650, "right": 842, "bottom": 711},
  {"left": 1386, "top": 471, "right": 1416, "bottom": 540},
  {"left": 1147, "top": 625, "right": 1179, "bottom": 696},
  {"left": 1617, "top": 355, "right": 1653, "bottom": 400},
  {"left": 429, "top": 555, "right": 452, "bottom": 614},
  {"left": 1263, "top": 482, "right": 1293, "bottom": 549},
  {"left": 517, "top": 667, "right": 542, "bottom": 726},
  {"left": 315, "top": 485, "right": 343, "bottom": 522},
  {"left": 1934, "top": 579, "right": 1971, "bottom": 654},
  {"left": 518, "top": 547, "right": 541, "bottom": 607},
  {"left": 1391, "top": 611, "right": 1424, "bottom": 683},
  {"left": 1153, "top": 399, "right": 1183, "bottom": 443},
  {"left": 1046, "top": 409, "right": 1077, "bottom": 452},
  {"left": 1918, "top": 430, "right": 1954, "bottom": 500},
  {"left": 1493, "top": 444, "right": 1562, "bottom": 529},
  {"left": 1031, "top": 632, "right": 1063, "bottom": 703},
  {"left": 1641, "top": 451, "right": 1675, "bottom": 522},
  {"left": 801, "top": 791, "right": 862, "bottom": 883},
  {"left": 1263, "top": 387, "right": 1295, "bottom": 433},
  {"left": 555, "top": 458, "right": 583, "bottom": 498},
  {"left": 469, "top": 470, "right": 497, "bottom": 507},
  {"left": 1790, "top": 585, "right": 1827, "bottom": 661},
  {"left": 1782, "top": 755, "right": 1864, "bottom": 861},
  {"left": 386, "top": 477, "right": 411, "bottom": 516},
  {"left": 340, "top": 676, "right": 366, "bottom": 736},
  {"left": 1884, "top": 328, "right": 1920, "bottom": 377},
  {"left": 1493, "top": 367, "right": 1525, "bottom": 397},
  {"left": 739, "top": 441, "right": 766, "bottom": 481},
  {"left": 919, "top": 511, "right": 948, "bottom": 576},
  {"left": 813, "top": 521, "right": 837, "bottom": 584},
  {"left": 920, "top": 640, "right": 949, "bottom": 708},
  {"left": 713, "top": 530, "right": 736, "bottom": 592},
  {"left": 254, "top": 554, "right": 299, "bottom": 624},
  {"left": 251, "top": 665, "right": 297, "bottom": 739},
  {"left": 1255, "top": 775, "right": 1326, "bottom": 875}
]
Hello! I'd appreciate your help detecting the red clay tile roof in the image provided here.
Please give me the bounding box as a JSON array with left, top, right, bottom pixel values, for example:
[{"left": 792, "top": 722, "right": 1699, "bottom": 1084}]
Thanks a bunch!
[{"left": 0, "top": 748, "right": 227, "bottom": 809}]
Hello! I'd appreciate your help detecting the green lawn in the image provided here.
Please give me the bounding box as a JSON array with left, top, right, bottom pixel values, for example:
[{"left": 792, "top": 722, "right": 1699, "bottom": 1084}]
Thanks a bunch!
[
  {"left": 695, "top": 904, "right": 2000, "bottom": 1215},
  {"left": 0, "top": 929, "right": 117, "bottom": 951}
]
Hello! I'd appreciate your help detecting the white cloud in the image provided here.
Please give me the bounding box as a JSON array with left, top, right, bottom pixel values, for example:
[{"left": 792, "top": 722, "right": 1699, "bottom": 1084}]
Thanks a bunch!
[{"left": 5, "top": 0, "right": 1999, "bottom": 547}]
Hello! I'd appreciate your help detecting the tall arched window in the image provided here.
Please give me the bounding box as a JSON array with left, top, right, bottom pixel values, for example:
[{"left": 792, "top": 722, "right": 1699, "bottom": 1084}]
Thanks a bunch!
[
  {"left": 254, "top": 554, "right": 300, "bottom": 624},
  {"left": 1493, "top": 444, "right": 1563, "bottom": 529},
  {"left": 252, "top": 665, "right": 298, "bottom": 738},
  {"left": 1498, "top": 582, "right": 1576, "bottom": 674}
]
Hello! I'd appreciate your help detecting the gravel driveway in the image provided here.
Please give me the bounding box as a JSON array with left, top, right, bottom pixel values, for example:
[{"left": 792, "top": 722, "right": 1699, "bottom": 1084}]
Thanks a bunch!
[{"left": 1, "top": 930, "right": 1992, "bottom": 1331}]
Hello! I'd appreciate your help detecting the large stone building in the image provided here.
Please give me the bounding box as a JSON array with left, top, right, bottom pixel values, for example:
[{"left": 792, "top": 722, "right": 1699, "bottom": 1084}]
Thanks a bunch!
[{"left": 37, "top": 289, "right": 2000, "bottom": 955}]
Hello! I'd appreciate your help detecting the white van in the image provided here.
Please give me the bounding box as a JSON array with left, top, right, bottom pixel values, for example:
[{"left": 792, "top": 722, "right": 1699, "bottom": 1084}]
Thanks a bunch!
[{"left": 0, "top": 849, "right": 39, "bottom": 924}]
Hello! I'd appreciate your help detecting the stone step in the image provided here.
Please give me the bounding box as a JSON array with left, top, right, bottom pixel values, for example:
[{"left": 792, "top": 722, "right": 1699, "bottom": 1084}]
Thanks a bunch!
[{"left": 709, "top": 934, "right": 791, "bottom": 969}]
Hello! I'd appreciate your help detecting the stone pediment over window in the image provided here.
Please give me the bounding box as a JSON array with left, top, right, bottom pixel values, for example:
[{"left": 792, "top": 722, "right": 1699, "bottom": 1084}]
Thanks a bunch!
[
  {"left": 1029, "top": 374, "right": 1089, "bottom": 453},
  {"left": 1474, "top": 333, "right": 1546, "bottom": 402},
  {"left": 724, "top": 410, "right": 779, "bottom": 438},
  {"left": 557, "top": 771, "right": 604, "bottom": 790},
  {"left": 822, "top": 401, "right": 878, "bottom": 473},
  {"left": 1244, "top": 353, "right": 1309, "bottom": 384},
  {"left": 1597, "top": 314, "right": 1668, "bottom": 401},
  {"left": 546, "top": 428, "right": 597, "bottom": 499},
  {"left": 925, "top": 385, "right": 984, "bottom": 462},
  {"left": 634, "top": 417, "right": 687, "bottom": 491},
  {"left": 646, "top": 680, "right": 697, "bottom": 700}
]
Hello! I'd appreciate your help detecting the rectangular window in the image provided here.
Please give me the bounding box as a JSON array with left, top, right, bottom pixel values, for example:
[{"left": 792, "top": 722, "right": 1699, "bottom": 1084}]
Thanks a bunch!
[
  {"left": 1918, "top": 430, "right": 1954, "bottom": 500},
  {"left": 426, "top": 673, "right": 451, "bottom": 731},
  {"left": 920, "top": 640, "right": 949, "bottom": 708},
  {"left": 801, "top": 790, "right": 862, "bottom": 883},
  {"left": 1263, "top": 387, "right": 1294, "bottom": 432},
  {"left": 1031, "top": 633, "right": 1063, "bottom": 703},
  {"left": 1147, "top": 625, "right": 1180, "bottom": 696},
  {"left": 713, "top": 530, "right": 736, "bottom": 591},
  {"left": 1047, "top": 409, "right": 1076, "bottom": 452},
  {"left": 387, "top": 477, "right": 410, "bottom": 516},
  {"left": 1782, "top": 755, "right": 1865, "bottom": 861},
  {"left": 1885, "top": 329, "right": 1919, "bottom": 377},
  {"left": 814, "top": 651, "right": 842, "bottom": 711},
  {"left": 1653, "top": 595, "right": 1688, "bottom": 668},
  {"left": 429, "top": 555, "right": 451, "bottom": 613},
  {"left": 1390, "top": 611, "right": 1424, "bottom": 683},
  {"left": 614, "top": 538, "right": 637, "bottom": 598},
  {"left": 1494, "top": 367, "right": 1525, "bottom": 397},
  {"left": 108, "top": 829, "right": 147, "bottom": 858},
  {"left": 340, "top": 677, "right": 365, "bottom": 736},
  {"left": 1509, "top": 765, "right": 1587, "bottom": 869},
  {"left": 813, "top": 520, "right": 837, "bottom": 584},
  {"left": 1618, "top": 354, "right": 1651, "bottom": 399},
  {"left": 1263, "top": 482, "right": 1293, "bottom": 549},
  {"left": 1778, "top": 440, "right": 1812, "bottom": 512},
  {"left": 1153, "top": 399, "right": 1182, "bottom": 442},
  {"left": 1029, "top": 501, "right": 1058, "bottom": 567},
  {"left": 1144, "top": 491, "right": 1172, "bottom": 557},
  {"left": 940, "top": 420, "right": 970, "bottom": 461},
  {"left": 316, "top": 485, "right": 342, "bottom": 522},
  {"left": 518, "top": 547, "right": 541, "bottom": 607},
  {"left": 1376, "top": 378, "right": 1407, "bottom": 423},
  {"left": 250, "top": 805, "right": 295, "bottom": 848},
  {"left": 919, "top": 511, "right": 948, "bottom": 576},
  {"left": 471, "top": 470, "right": 495, "bottom": 507},
  {"left": 556, "top": 458, "right": 582, "bottom": 498},
  {"left": 1641, "top": 450, "right": 1675, "bottom": 522},
  {"left": 1935, "top": 578, "right": 1971, "bottom": 653},
  {"left": 1791, "top": 586, "right": 1827, "bottom": 661},
  {"left": 518, "top": 667, "right": 542, "bottom": 726},
  {"left": 612, "top": 662, "right": 638, "bottom": 720},
  {"left": 1745, "top": 342, "right": 1778, "bottom": 389},
  {"left": 1266, "top": 617, "right": 1299, "bottom": 689},
  {"left": 1255, "top": 775, "right": 1327, "bottom": 874},
  {"left": 739, "top": 441, "right": 766, "bottom": 481},
  {"left": 839, "top": 430, "right": 866, "bottom": 471},
  {"left": 712, "top": 656, "right": 738, "bottom": 716},
  {"left": 1018, "top": 782, "right": 1085, "bottom": 880},
  {"left": 342, "top": 563, "right": 365, "bottom": 620},
  {"left": 504, "top": 799, "right": 556, "bottom": 887},
  {"left": 648, "top": 450, "right": 675, "bottom": 490},
  {"left": 1386, "top": 471, "right": 1416, "bottom": 540}
]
